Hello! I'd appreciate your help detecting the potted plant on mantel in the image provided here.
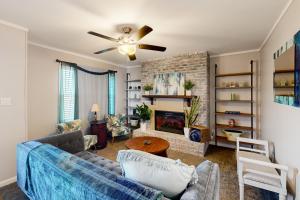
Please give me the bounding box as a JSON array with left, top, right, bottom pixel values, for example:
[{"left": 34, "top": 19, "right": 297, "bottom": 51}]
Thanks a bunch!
[
  {"left": 184, "top": 80, "right": 195, "bottom": 96},
  {"left": 143, "top": 84, "right": 153, "bottom": 95},
  {"left": 184, "top": 96, "right": 201, "bottom": 139},
  {"left": 136, "top": 103, "right": 152, "bottom": 132}
]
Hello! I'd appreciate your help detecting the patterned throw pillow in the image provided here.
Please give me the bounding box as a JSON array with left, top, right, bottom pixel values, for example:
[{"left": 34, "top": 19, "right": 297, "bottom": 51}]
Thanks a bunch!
[{"left": 57, "top": 119, "right": 82, "bottom": 134}]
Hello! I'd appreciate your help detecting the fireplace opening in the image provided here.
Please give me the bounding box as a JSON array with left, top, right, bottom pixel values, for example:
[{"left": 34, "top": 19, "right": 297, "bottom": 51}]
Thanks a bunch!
[{"left": 155, "top": 110, "right": 185, "bottom": 135}]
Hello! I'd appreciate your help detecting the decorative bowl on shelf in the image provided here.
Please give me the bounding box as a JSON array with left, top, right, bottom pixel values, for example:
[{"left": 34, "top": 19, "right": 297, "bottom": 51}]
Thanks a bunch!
[{"left": 222, "top": 129, "right": 243, "bottom": 142}]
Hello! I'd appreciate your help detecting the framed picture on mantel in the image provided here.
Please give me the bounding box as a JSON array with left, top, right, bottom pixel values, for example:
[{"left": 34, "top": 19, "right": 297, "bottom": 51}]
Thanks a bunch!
[{"left": 153, "top": 72, "right": 185, "bottom": 95}]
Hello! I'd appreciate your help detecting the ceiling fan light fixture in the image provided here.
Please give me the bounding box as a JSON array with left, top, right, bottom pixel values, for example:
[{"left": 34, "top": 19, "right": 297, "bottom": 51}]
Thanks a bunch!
[{"left": 118, "top": 44, "right": 136, "bottom": 55}]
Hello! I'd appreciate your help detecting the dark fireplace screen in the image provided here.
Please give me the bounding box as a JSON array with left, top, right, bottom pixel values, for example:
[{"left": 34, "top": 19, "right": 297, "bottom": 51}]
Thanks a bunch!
[{"left": 155, "top": 110, "right": 185, "bottom": 135}]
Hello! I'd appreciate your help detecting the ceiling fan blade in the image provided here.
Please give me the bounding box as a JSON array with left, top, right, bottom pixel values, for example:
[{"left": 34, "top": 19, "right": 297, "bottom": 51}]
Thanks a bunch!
[
  {"left": 138, "top": 44, "right": 166, "bottom": 52},
  {"left": 88, "top": 31, "right": 119, "bottom": 42},
  {"left": 134, "top": 25, "right": 153, "bottom": 41},
  {"left": 128, "top": 54, "right": 136, "bottom": 61},
  {"left": 94, "top": 47, "right": 117, "bottom": 54}
]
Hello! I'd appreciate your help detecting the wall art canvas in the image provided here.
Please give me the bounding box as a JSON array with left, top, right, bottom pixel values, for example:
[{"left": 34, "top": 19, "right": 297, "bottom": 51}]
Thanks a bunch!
[{"left": 153, "top": 72, "right": 185, "bottom": 95}]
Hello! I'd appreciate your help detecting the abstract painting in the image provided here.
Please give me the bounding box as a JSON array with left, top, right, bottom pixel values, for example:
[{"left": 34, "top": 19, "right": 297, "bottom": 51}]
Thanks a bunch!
[{"left": 153, "top": 72, "right": 185, "bottom": 95}]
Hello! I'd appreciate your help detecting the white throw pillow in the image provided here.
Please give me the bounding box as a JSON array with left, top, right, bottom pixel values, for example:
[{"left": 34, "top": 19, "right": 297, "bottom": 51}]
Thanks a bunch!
[{"left": 117, "top": 150, "right": 198, "bottom": 198}]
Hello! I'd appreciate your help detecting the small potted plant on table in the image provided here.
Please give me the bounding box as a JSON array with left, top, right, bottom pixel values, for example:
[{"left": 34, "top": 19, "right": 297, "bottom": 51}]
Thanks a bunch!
[
  {"left": 136, "top": 103, "right": 152, "bottom": 132},
  {"left": 184, "top": 80, "right": 195, "bottom": 96},
  {"left": 143, "top": 84, "right": 153, "bottom": 95},
  {"left": 184, "top": 96, "right": 201, "bottom": 139}
]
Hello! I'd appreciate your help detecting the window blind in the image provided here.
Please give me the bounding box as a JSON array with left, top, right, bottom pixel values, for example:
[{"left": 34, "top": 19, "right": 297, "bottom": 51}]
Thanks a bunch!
[{"left": 58, "top": 63, "right": 78, "bottom": 123}]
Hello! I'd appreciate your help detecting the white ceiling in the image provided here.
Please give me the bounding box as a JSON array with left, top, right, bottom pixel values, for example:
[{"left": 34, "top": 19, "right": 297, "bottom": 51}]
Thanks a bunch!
[{"left": 0, "top": 0, "right": 289, "bottom": 66}]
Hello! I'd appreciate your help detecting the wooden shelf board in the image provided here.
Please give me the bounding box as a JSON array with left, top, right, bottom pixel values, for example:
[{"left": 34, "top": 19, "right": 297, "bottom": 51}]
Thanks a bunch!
[
  {"left": 215, "top": 72, "right": 252, "bottom": 77},
  {"left": 216, "top": 124, "right": 254, "bottom": 131},
  {"left": 142, "top": 95, "right": 194, "bottom": 99},
  {"left": 216, "top": 100, "right": 253, "bottom": 103},
  {"left": 126, "top": 79, "right": 141, "bottom": 82},
  {"left": 142, "top": 95, "right": 195, "bottom": 106},
  {"left": 275, "top": 94, "right": 294, "bottom": 97},
  {"left": 126, "top": 89, "right": 141, "bottom": 91},
  {"left": 128, "top": 98, "right": 141, "bottom": 100},
  {"left": 216, "top": 112, "right": 254, "bottom": 117},
  {"left": 216, "top": 86, "right": 252, "bottom": 89},
  {"left": 274, "top": 69, "right": 294, "bottom": 74},
  {"left": 216, "top": 136, "right": 252, "bottom": 145},
  {"left": 274, "top": 86, "right": 294, "bottom": 88}
]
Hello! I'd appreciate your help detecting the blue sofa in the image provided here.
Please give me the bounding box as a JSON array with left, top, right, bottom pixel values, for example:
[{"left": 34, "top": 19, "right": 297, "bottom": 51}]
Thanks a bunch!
[{"left": 18, "top": 131, "right": 219, "bottom": 200}]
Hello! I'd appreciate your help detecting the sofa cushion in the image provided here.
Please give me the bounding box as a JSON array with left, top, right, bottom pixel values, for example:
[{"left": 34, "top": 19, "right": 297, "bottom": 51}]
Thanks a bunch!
[
  {"left": 117, "top": 150, "right": 198, "bottom": 198},
  {"left": 36, "top": 130, "right": 84, "bottom": 154},
  {"left": 75, "top": 151, "right": 122, "bottom": 176},
  {"left": 180, "top": 160, "right": 220, "bottom": 200}
]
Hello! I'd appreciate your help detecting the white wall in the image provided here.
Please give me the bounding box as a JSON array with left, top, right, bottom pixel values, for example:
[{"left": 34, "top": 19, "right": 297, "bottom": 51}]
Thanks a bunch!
[
  {"left": 28, "top": 44, "right": 126, "bottom": 139},
  {"left": 0, "top": 23, "right": 27, "bottom": 185},
  {"left": 126, "top": 66, "right": 142, "bottom": 80},
  {"left": 260, "top": 0, "right": 300, "bottom": 197}
]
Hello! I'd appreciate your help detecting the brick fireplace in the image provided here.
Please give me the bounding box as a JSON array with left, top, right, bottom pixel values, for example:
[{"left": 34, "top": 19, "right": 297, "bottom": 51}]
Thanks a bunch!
[
  {"left": 134, "top": 52, "right": 210, "bottom": 156},
  {"left": 141, "top": 52, "right": 210, "bottom": 127}
]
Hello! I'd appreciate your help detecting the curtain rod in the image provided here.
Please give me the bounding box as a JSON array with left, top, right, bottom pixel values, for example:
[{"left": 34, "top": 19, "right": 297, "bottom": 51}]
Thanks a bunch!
[{"left": 56, "top": 59, "right": 117, "bottom": 75}]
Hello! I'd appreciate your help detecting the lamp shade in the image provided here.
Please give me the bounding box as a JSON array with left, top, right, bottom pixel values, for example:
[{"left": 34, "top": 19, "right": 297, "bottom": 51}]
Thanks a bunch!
[{"left": 91, "top": 104, "right": 100, "bottom": 112}]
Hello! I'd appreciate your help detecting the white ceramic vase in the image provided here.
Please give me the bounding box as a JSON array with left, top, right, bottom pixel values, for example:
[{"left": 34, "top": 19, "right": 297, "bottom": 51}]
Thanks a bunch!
[
  {"left": 145, "top": 91, "right": 150, "bottom": 95},
  {"left": 140, "top": 122, "right": 147, "bottom": 132},
  {"left": 184, "top": 127, "right": 190, "bottom": 139},
  {"left": 186, "top": 90, "right": 192, "bottom": 96}
]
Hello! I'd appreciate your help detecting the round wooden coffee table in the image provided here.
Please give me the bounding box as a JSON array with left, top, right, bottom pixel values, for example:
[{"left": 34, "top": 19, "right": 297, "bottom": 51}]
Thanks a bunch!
[{"left": 125, "top": 136, "right": 170, "bottom": 157}]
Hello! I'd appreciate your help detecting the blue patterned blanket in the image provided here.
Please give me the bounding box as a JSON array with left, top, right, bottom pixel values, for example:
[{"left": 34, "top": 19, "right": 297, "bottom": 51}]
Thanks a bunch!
[{"left": 17, "top": 141, "right": 163, "bottom": 200}]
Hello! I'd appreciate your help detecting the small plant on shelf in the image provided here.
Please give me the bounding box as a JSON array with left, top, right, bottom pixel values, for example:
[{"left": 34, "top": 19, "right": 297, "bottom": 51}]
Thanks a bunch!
[
  {"left": 184, "top": 80, "right": 195, "bottom": 96},
  {"left": 143, "top": 84, "right": 153, "bottom": 95},
  {"left": 136, "top": 103, "right": 152, "bottom": 131},
  {"left": 183, "top": 96, "right": 201, "bottom": 138}
]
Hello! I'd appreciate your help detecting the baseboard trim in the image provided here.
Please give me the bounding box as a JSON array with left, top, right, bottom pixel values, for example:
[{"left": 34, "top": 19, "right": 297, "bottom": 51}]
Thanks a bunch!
[{"left": 0, "top": 176, "right": 17, "bottom": 188}]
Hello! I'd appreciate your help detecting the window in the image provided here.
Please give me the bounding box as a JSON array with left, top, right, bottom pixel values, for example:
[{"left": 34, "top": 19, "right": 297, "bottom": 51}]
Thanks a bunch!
[
  {"left": 58, "top": 63, "right": 78, "bottom": 123},
  {"left": 108, "top": 72, "right": 116, "bottom": 115}
]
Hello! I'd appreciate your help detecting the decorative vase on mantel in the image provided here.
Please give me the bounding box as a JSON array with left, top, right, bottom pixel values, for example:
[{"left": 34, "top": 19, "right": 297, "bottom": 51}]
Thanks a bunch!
[
  {"left": 185, "top": 90, "right": 192, "bottom": 96},
  {"left": 184, "top": 127, "right": 190, "bottom": 138}
]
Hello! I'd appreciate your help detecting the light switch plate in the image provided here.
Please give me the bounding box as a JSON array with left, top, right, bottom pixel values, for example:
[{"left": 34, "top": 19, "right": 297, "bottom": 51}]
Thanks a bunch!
[{"left": 0, "top": 97, "right": 12, "bottom": 106}]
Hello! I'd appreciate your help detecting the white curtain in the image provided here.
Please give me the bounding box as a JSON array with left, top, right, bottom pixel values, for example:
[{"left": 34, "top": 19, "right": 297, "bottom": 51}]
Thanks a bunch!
[{"left": 78, "top": 68, "right": 108, "bottom": 134}]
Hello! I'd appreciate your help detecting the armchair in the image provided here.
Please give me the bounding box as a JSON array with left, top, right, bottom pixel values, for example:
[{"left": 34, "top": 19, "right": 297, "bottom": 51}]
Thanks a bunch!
[
  {"left": 236, "top": 137, "right": 288, "bottom": 200},
  {"left": 106, "top": 114, "right": 130, "bottom": 143}
]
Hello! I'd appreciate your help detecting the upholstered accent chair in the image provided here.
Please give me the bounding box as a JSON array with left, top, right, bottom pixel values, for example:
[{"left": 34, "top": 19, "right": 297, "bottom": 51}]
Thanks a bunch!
[
  {"left": 106, "top": 114, "right": 130, "bottom": 143},
  {"left": 236, "top": 137, "right": 288, "bottom": 200},
  {"left": 57, "top": 119, "right": 97, "bottom": 150}
]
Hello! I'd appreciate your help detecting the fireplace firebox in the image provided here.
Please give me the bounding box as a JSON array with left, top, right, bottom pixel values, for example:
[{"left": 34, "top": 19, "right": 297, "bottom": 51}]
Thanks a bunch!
[{"left": 155, "top": 110, "right": 185, "bottom": 135}]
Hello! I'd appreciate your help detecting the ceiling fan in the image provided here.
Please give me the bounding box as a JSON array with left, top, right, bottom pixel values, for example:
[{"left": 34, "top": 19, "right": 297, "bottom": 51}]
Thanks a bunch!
[{"left": 88, "top": 25, "right": 166, "bottom": 61}]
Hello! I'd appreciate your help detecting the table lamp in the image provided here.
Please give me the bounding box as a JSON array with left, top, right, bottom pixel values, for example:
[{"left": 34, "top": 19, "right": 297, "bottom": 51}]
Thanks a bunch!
[{"left": 91, "top": 104, "right": 100, "bottom": 121}]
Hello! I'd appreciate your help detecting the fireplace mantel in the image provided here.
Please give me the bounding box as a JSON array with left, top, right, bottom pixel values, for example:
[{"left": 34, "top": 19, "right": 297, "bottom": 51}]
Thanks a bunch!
[{"left": 142, "top": 95, "right": 195, "bottom": 106}]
